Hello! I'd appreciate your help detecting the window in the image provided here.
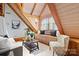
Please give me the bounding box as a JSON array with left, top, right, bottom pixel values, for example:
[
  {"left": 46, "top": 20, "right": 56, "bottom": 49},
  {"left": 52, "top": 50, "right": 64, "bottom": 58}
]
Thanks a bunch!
[
  {"left": 40, "top": 16, "right": 58, "bottom": 30},
  {"left": 41, "top": 18, "right": 49, "bottom": 30},
  {"left": 49, "top": 17, "right": 58, "bottom": 30}
]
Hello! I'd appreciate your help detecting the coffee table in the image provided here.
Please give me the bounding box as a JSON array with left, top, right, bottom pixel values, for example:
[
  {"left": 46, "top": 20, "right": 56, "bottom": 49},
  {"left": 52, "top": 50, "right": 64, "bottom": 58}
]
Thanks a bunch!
[{"left": 23, "top": 40, "right": 39, "bottom": 53}]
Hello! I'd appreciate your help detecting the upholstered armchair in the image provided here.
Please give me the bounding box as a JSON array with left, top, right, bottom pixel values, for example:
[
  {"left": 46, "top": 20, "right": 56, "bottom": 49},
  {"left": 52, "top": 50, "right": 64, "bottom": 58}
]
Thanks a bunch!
[{"left": 49, "top": 31, "right": 69, "bottom": 56}]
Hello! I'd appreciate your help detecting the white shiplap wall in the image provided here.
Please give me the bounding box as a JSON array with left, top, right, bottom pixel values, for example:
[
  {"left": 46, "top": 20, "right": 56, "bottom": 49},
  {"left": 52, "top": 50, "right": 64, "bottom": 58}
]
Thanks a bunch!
[
  {"left": 0, "top": 16, "right": 5, "bottom": 35},
  {"left": 4, "top": 4, "right": 27, "bottom": 38}
]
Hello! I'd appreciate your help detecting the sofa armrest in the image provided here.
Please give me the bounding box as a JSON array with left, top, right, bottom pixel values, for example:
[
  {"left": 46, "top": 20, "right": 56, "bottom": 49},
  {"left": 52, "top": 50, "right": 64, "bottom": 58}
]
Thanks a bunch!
[{"left": 12, "top": 46, "right": 23, "bottom": 56}]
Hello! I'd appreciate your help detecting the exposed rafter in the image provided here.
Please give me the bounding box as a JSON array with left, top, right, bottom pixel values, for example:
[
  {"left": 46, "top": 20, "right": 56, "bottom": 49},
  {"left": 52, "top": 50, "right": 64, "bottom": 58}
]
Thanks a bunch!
[
  {"left": 23, "top": 12, "right": 39, "bottom": 19},
  {"left": 16, "top": 3, "right": 23, "bottom": 11},
  {"left": 31, "top": 3, "right": 36, "bottom": 15},
  {"left": 47, "top": 3, "right": 64, "bottom": 34},
  {"left": 39, "top": 4, "right": 46, "bottom": 17}
]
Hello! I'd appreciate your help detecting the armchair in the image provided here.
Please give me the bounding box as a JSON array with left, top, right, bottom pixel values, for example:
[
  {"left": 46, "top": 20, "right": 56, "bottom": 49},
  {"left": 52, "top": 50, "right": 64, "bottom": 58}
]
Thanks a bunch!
[{"left": 49, "top": 31, "right": 69, "bottom": 56}]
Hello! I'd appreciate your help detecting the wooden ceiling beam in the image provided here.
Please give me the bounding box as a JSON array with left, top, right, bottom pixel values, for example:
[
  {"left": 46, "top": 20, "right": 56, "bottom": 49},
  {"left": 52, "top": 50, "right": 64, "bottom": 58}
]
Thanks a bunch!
[
  {"left": 16, "top": 3, "right": 23, "bottom": 11},
  {"left": 31, "top": 3, "right": 36, "bottom": 15},
  {"left": 39, "top": 4, "right": 46, "bottom": 18},
  {"left": 23, "top": 12, "right": 39, "bottom": 19},
  {"left": 47, "top": 3, "right": 64, "bottom": 34}
]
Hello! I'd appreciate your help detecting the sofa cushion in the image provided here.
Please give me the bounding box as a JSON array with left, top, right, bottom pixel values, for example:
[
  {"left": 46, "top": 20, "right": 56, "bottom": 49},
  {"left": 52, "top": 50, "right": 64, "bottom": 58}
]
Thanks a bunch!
[
  {"left": 51, "top": 30, "right": 57, "bottom": 36},
  {"left": 40, "top": 30, "right": 45, "bottom": 34}
]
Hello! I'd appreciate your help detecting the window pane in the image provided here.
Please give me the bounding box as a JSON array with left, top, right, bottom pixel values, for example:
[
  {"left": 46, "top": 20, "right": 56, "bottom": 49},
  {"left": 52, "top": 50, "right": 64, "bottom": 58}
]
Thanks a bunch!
[
  {"left": 49, "top": 17, "right": 58, "bottom": 30},
  {"left": 41, "top": 18, "right": 48, "bottom": 30}
]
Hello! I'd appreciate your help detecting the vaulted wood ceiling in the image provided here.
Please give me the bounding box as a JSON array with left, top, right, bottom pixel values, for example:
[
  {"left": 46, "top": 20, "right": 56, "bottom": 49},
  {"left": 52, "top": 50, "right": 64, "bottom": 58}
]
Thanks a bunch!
[
  {"left": 23, "top": 3, "right": 45, "bottom": 16},
  {"left": 22, "top": 3, "right": 52, "bottom": 19}
]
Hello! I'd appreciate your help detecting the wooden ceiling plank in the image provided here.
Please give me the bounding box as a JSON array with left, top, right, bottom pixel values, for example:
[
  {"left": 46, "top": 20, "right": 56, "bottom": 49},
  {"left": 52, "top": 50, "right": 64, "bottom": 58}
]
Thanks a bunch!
[
  {"left": 31, "top": 3, "right": 36, "bottom": 15},
  {"left": 47, "top": 3, "right": 64, "bottom": 34},
  {"left": 39, "top": 4, "right": 46, "bottom": 17}
]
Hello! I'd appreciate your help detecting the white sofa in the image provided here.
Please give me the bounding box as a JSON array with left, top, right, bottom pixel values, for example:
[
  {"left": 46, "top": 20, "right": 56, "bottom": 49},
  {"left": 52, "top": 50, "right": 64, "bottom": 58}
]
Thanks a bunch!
[{"left": 0, "top": 37, "right": 22, "bottom": 56}]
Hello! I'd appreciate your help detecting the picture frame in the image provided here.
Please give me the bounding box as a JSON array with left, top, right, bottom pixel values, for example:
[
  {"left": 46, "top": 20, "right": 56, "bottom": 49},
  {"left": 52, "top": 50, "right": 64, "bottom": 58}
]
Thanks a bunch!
[{"left": 12, "top": 20, "right": 20, "bottom": 29}]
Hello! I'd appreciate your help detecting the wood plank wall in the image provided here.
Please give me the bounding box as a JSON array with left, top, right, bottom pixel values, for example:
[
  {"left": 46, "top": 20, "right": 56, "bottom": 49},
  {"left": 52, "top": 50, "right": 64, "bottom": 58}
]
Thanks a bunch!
[
  {"left": 0, "top": 3, "right": 4, "bottom": 16},
  {"left": 55, "top": 3, "right": 79, "bottom": 38}
]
